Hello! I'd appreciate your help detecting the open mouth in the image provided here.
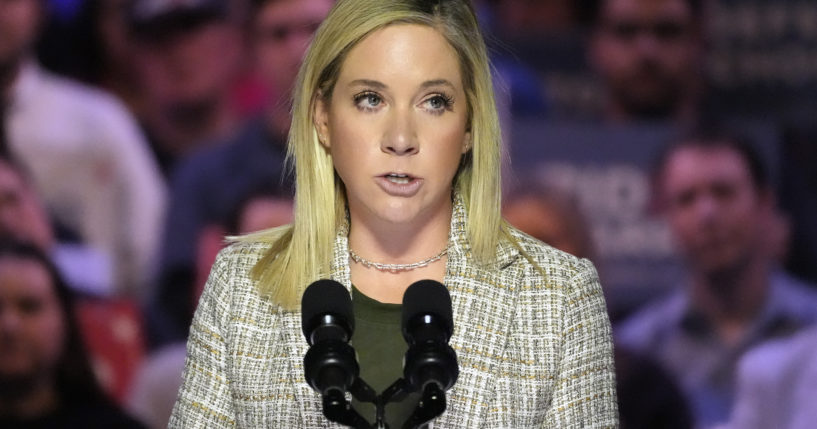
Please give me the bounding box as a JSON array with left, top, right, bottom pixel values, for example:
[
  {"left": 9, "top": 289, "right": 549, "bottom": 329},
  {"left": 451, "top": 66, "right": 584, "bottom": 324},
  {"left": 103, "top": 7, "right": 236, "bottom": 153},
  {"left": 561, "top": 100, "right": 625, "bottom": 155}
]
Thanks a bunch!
[
  {"left": 376, "top": 173, "right": 422, "bottom": 196},
  {"left": 384, "top": 173, "right": 413, "bottom": 184}
]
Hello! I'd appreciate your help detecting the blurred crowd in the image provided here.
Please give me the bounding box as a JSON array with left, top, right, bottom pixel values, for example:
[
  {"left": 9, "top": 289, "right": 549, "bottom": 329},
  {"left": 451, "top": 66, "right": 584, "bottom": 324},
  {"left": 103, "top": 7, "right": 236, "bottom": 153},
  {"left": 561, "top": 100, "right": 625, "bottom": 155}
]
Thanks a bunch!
[{"left": 1, "top": 0, "right": 815, "bottom": 428}]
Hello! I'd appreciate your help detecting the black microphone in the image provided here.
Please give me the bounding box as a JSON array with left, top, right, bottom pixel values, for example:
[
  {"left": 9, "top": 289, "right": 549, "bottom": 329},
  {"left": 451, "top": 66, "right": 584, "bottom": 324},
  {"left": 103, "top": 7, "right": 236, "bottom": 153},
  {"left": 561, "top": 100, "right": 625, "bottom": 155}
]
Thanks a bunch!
[
  {"left": 302, "top": 280, "right": 376, "bottom": 428},
  {"left": 301, "top": 279, "right": 358, "bottom": 402},
  {"left": 401, "top": 279, "right": 459, "bottom": 394}
]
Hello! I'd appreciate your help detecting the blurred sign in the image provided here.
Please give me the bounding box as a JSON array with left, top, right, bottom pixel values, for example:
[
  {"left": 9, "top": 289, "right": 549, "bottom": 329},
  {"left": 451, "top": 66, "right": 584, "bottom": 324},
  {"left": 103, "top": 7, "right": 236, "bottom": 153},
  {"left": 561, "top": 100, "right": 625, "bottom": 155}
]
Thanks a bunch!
[{"left": 706, "top": 0, "right": 817, "bottom": 119}]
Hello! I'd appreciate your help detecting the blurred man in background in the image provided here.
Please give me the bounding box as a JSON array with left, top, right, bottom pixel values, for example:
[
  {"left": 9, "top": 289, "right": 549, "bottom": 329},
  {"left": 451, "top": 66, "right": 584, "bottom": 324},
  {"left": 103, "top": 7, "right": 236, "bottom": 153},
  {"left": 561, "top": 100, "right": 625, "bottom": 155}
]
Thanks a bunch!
[
  {"left": 588, "top": 0, "right": 704, "bottom": 122},
  {"left": 617, "top": 132, "right": 817, "bottom": 428},
  {"left": 128, "top": 0, "right": 244, "bottom": 177}
]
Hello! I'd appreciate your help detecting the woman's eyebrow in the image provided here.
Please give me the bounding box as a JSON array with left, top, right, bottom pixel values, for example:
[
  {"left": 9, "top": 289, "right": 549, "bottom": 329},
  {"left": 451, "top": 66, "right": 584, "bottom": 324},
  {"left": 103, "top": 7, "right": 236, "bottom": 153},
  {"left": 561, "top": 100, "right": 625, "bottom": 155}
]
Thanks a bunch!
[
  {"left": 348, "top": 79, "right": 387, "bottom": 89},
  {"left": 420, "top": 79, "right": 455, "bottom": 90},
  {"left": 346, "top": 79, "right": 456, "bottom": 90}
]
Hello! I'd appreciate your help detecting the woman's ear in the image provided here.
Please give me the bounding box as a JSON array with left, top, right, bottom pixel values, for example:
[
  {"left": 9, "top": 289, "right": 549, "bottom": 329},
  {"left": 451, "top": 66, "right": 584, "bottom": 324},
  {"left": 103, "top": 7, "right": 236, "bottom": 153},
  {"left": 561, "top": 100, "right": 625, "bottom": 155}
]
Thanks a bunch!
[
  {"left": 313, "top": 93, "right": 331, "bottom": 148},
  {"left": 462, "top": 131, "right": 472, "bottom": 154}
]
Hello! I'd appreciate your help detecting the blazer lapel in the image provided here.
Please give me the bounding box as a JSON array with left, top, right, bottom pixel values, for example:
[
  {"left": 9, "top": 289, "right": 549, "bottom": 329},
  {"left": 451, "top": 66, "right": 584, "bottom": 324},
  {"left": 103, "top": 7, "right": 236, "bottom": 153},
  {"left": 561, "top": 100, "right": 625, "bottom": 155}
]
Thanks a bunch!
[{"left": 432, "top": 199, "right": 520, "bottom": 428}]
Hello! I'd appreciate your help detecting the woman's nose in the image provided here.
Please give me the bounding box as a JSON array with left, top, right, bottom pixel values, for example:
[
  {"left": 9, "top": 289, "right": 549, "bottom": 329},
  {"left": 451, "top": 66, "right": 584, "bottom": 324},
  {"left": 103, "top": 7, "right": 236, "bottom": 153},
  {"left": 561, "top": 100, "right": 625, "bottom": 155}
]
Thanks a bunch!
[{"left": 381, "top": 109, "right": 418, "bottom": 155}]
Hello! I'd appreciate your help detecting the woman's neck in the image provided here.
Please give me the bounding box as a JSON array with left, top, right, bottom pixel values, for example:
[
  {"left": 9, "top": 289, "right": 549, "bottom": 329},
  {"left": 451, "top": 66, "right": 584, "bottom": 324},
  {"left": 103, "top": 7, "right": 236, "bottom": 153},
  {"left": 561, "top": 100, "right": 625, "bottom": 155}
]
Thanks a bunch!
[
  {"left": 347, "top": 204, "right": 451, "bottom": 264},
  {"left": 347, "top": 201, "right": 453, "bottom": 303}
]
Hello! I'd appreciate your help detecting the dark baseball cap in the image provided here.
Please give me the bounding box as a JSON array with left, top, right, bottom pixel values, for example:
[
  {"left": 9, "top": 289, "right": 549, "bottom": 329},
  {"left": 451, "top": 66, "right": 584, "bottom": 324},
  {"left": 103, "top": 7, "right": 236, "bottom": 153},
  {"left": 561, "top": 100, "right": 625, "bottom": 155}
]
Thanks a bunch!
[{"left": 128, "top": 0, "right": 230, "bottom": 42}]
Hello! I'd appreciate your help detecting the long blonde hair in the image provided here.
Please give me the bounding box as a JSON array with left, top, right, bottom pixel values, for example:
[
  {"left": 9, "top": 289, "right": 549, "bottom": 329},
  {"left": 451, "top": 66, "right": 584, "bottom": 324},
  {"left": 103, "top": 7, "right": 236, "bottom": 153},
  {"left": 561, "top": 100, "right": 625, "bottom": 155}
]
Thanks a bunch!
[{"left": 246, "top": 0, "right": 504, "bottom": 310}]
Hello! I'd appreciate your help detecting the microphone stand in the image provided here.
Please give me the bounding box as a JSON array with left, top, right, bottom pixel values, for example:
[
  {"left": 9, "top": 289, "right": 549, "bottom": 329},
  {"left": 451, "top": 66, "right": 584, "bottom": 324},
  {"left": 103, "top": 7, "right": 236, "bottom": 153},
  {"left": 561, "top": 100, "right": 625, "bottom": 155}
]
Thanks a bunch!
[
  {"left": 379, "top": 378, "right": 446, "bottom": 429},
  {"left": 320, "top": 376, "right": 446, "bottom": 429},
  {"left": 398, "top": 383, "right": 446, "bottom": 429},
  {"left": 320, "top": 378, "right": 377, "bottom": 429}
]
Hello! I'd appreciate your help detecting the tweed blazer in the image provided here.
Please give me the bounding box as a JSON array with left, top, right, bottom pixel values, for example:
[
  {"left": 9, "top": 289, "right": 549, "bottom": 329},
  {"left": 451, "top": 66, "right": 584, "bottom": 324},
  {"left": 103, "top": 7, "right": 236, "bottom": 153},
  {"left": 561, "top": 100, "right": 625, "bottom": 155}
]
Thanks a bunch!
[{"left": 169, "top": 200, "right": 619, "bottom": 428}]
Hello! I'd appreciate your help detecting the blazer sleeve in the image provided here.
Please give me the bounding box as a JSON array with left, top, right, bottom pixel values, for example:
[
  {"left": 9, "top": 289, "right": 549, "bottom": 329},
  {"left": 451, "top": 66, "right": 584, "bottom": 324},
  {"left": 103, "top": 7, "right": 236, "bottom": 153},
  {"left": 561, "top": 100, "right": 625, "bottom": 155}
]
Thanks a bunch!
[
  {"left": 169, "top": 247, "right": 237, "bottom": 428},
  {"left": 544, "top": 258, "right": 619, "bottom": 428}
]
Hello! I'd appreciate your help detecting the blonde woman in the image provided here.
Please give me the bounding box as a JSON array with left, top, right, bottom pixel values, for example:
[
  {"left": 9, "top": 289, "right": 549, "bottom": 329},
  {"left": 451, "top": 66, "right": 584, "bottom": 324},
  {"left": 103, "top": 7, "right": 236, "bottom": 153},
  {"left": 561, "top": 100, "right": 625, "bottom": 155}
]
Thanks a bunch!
[{"left": 170, "top": 0, "right": 618, "bottom": 427}]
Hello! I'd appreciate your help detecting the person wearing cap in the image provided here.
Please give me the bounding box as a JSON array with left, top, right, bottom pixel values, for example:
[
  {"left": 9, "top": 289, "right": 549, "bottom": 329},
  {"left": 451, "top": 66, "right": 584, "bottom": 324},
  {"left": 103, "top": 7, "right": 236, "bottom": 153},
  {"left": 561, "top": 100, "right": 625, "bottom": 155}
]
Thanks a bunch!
[{"left": 128, "top": 0, "right": 244, "bottom": 177}]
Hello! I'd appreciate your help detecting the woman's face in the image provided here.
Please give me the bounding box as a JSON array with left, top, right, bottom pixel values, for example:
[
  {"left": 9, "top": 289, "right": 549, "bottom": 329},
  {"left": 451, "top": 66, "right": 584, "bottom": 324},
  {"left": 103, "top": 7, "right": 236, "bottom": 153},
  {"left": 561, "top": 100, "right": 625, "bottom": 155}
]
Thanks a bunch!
[{"left": 315, "top": 23, "right": 470, "bottom": 228}]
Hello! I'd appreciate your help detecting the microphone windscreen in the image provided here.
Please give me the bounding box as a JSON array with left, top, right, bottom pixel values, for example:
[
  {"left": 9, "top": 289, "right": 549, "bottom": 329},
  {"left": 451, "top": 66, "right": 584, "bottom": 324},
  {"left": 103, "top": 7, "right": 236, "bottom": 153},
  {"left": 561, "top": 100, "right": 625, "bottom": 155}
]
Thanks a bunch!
[
  {"left": 402, "top": 280, "right": 453, "bottom": 335},
  {"left": 301, "top": 279, "right": 353, "bottom": 338}
]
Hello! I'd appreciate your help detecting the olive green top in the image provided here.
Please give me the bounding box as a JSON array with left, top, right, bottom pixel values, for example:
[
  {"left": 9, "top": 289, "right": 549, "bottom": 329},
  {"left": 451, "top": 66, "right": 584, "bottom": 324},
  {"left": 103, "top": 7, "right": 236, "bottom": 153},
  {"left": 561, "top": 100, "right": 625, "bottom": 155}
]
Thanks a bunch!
[{"left": 351, "top": 285, "right": 421, "bottom": 428}]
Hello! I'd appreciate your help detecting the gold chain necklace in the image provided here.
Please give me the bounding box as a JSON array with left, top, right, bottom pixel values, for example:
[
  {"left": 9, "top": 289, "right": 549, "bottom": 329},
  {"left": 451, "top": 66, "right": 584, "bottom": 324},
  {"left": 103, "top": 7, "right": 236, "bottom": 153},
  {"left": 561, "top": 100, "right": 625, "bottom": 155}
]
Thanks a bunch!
[{"left": 349, "top": 246, "right": 449, "bottom": 272}]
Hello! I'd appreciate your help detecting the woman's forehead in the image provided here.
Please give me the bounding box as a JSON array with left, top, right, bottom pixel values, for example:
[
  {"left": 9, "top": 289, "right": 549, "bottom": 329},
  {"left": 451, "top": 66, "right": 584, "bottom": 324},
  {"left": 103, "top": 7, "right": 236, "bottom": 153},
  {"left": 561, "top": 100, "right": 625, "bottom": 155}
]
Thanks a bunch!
[{"left": 335, "top": 23, "right": 463, "bottom": 89}]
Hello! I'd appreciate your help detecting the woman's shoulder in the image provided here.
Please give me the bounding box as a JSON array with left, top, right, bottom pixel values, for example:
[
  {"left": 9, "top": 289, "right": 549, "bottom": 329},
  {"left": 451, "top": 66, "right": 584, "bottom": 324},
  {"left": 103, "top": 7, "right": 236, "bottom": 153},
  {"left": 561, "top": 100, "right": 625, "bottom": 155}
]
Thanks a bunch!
[
  {"left": 213, "top": 239, "right": 276, "bottom": 272},
  {"left": 203, "top": 239, "right": 277, "bottom": 294},
  {"left": 502, "top": 224, "right": 596, "bottom": 282},
  {"left": 199, "top": 239, "right": 287, "bottom": 321}
]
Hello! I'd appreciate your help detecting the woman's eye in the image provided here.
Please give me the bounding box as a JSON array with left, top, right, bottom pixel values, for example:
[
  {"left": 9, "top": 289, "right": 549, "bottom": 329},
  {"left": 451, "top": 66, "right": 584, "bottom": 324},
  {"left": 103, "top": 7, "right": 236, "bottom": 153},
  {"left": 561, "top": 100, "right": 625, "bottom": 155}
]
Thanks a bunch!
[
  {"left": 424, "top": 94, "right": 453, "bottom": 112},
  {"left": 354, "top": 92, "right": 382, "bottom": 110}
]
